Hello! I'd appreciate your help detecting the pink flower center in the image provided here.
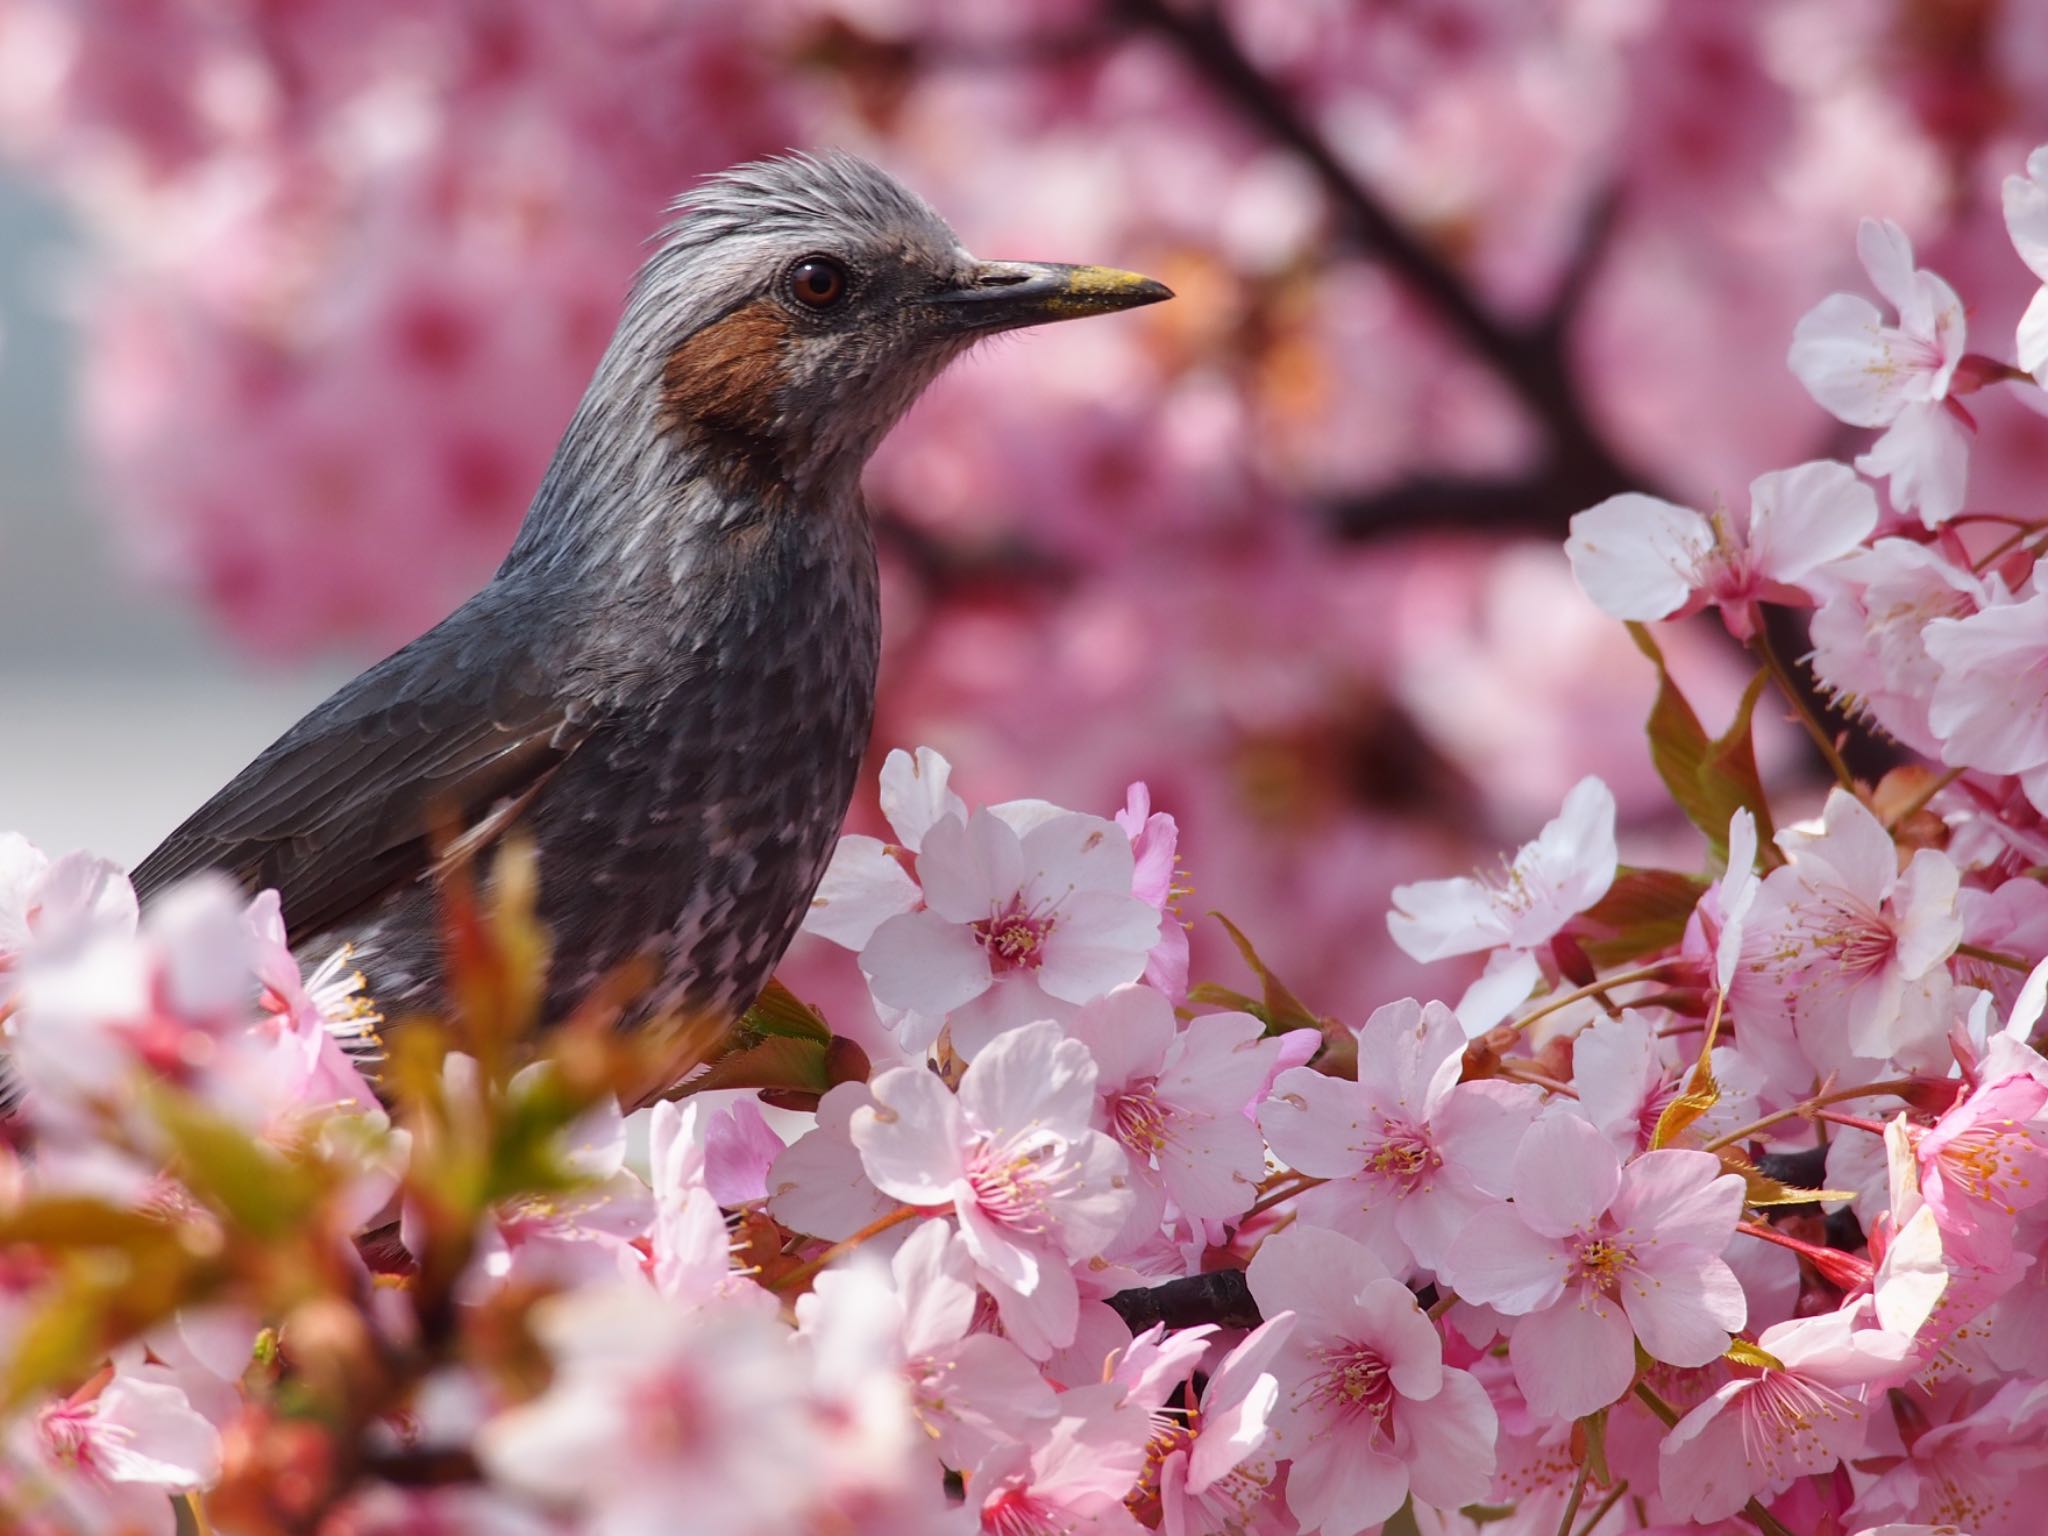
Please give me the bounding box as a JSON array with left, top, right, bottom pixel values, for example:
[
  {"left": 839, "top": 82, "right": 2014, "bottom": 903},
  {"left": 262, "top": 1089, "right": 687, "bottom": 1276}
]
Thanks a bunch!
[
  {"left": 1736, "top": 1369, "right": 1852, "bottom": 1478},
  {"left": 1930, "top": 1124, "right": 2040, "bottom": 1213},
  {"left": 1812, "top": 893, "right": 1898, "bottom": 978},
  {"left": 965, "top": 1136, "right": 1066, "bottom": 1233},
  {"left": 1308, "top": 1341, "right": 1397, "bottom": 1428},
  {"left": 1570, "top": 1235, "right": 1635, "bottom": 1294},
  {"left": 1366, "top": 1120, "right": 1439, "bottom": 1186},
  {"left": 982, "top": 1485, "right": 1061, "bottom": 1536},
  {"left": 38, "top": 1402, "right": 102, "bottom": 1470},
  {"left": 1110, "top": 1082, "right": 1172, "bottom": 1155},
  {"left": 974, "top": 900, "right": 1054, "bottom": 973}
]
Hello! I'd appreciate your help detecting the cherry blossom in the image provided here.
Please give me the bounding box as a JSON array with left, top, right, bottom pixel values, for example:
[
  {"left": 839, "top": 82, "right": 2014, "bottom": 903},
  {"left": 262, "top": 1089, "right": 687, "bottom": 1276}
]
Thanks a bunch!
[
  {"left": 1445, "top": 1112, "right": 1747, "bottom": 1422},
  {"left": 476, "top": 1285, "right": 816, "bottom": 1536},
  {"left": 1657, "top": 1301, "right": 1912, "bottom": 1522},
  {"left": 1258, "top": 997, "right": 1539, "bottom": 1273},
  {"left": 1788, "top": 218, "right": 1973, "bottom": 525},
  {"left": 1388, "top": 776, "right": 1618, "bottom": 1031},
  {"left": 1565, "top": 460, "right": 1877, "bottom": 638},
  {"left": 2004, "top": 144, "right": 2048, "bottom": 385},
  {"left": 968, "top": 1388, "right": 1153, "bottom": 1536},
  {"left": 1067, "top": 984, "right": 1300, "bottom": 1230},
  {"left": 1809, "top": 538, "right": 1988, "bottom": 759},
  {"left": 856, "top": 806, "right": 1159, "bottom": 1059},
  {"left": 1245, "top": 1224, "right": 1497, "bottom": 1534},
  {"left": 1733, "top": 788, "right": 1962, "bottom": 1072},
  {"left": 13, "top": 1370, "right": 221, "bottom": 1533},
  {"left": 1911, "top": 1056, "right": 2048, "bottom": 1271},
  {"left": 1151, "top": 1313, "right": 1295, "bottom": 1536},
  {"left": 1924, "top": 569, "right": 2048, "bottom": 812},
  {"left": 850, "top": 1021, "right": 1132, "bottom": 1357}
]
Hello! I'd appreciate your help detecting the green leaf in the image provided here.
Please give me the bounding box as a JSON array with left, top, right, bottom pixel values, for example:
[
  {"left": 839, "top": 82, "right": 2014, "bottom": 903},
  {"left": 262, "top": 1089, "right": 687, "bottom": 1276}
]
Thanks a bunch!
[
  {"left": 1574, "top": 866, "right": 1707, "bottom": 968},
  {"left": 1627, "top": 624, "right": 1777, "bottom": 863},
  {"left": 1205, "top": 913, "right": 1322, "bottom": 1036},
  {"left": 741, "top": 977, "right": 832, "bottom": 1044},
  {"left": 684, "top": 1034, "right": 835, "bottom": 1098}
]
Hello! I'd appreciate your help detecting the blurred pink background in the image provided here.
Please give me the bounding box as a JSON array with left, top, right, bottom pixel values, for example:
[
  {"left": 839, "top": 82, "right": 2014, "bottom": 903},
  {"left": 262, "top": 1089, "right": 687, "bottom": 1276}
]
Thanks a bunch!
[{"left": 3, "top": 0, "right": 2045, "bottom": 1025}]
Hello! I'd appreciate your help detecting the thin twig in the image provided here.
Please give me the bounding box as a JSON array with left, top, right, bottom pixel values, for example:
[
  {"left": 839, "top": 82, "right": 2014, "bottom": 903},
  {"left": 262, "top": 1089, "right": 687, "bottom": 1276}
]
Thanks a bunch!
[
  {"left": 1508, "top": 963, "right": 1683, "bottom": 1036},
  {"left": 1751, "top": 624, "right": 1855, "bottom": 790},
  {"left": 773, "top": 1204, "right": 923, "bottom": 1292}
]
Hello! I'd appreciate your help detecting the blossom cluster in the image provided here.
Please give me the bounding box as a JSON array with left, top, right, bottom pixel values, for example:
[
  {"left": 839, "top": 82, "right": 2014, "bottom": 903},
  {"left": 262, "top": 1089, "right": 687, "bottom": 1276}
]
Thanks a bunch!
[
  {"left": 17, "top": 0, "right": 2048, "bottom": 1033},
  {"left": 11, "top": 57, "right": 2048, "bottom": 1536}
]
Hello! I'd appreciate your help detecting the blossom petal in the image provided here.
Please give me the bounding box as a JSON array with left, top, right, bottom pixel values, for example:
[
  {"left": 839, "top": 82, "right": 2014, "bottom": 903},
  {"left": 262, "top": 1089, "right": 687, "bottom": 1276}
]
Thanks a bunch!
[
  {"left": 802, "top": 835, "right": 919, "bottom": 950},
  {"left": 877, "top": 745, "right": 966, "bottom": 853},
  {"left": 861, "top": 908, "right": 990, "bottom": 1017},
  {"left": 850, "top": 1065, "right": 966, "bottom": 1205},
  {"left": 1743, "top": 460, "right": 1880, "bottom": 586},
  {"left": 1789, "top": 292, "right": 1902, "bottom": 427},
  {"left": 1508, "top": 1291, "right": 1636, "bottom": 1421},
  {"left": 1564, "top": 493, "right": 1712, "bottom": 621},
  {"left": 1510, "top": 1113, "right": 1621, "bottom": 1237},
  {"left": 1622, "top": 1249, "right": 1747, "bottom": 1367}
]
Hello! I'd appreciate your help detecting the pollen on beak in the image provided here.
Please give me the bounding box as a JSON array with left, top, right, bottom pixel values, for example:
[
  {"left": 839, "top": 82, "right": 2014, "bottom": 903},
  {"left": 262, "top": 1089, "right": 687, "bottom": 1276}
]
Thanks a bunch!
[{"left": 922, "top": 261, "right": 1174, "bottom": 333}]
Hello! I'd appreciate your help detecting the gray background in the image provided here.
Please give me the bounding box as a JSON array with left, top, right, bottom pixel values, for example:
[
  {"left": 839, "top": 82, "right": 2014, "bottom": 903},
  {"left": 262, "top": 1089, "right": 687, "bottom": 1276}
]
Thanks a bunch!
[{"left": 0, "top": 173, "right": 352, "bottom": 867}]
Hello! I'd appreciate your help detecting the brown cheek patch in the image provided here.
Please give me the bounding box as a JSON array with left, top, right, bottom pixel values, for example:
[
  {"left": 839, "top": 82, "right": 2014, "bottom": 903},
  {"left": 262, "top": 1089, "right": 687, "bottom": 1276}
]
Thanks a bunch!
[{"left": 660, "top": 299, "right": 794, "bottom": 481}]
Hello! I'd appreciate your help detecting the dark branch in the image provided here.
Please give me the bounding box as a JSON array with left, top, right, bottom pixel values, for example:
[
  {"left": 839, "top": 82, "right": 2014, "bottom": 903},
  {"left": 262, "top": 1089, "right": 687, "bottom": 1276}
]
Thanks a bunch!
[
  {"left": 1106, "top": 1268, "right": 1261, "bottom": 1333},
  {"left": 1112, "top": 0, "right": 1651, "bottom": 513}
]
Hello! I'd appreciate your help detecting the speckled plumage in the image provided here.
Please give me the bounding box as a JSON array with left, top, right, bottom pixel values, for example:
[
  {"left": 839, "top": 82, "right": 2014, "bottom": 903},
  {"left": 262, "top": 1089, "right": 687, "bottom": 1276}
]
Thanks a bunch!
[{"left": 130, "top": 153, "right": 1168, "bottom": 1096}]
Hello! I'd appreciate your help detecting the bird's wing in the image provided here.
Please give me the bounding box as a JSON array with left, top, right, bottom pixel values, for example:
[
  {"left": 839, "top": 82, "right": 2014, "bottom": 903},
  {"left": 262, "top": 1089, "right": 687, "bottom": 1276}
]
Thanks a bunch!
[{"left": 131, "top": 614, "right": 599, "bottom": 942}]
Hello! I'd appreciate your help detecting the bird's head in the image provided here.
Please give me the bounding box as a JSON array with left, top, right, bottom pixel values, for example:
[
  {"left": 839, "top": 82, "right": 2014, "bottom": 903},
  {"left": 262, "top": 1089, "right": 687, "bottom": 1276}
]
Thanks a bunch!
[{"left": 627, "top": 152, "right": 1170, "bottom": 494}]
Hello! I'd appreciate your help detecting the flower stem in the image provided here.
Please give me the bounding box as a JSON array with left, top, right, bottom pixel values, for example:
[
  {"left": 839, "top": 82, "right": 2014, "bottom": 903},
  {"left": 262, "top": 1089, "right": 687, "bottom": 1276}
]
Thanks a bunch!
[
  {"left": 1701, "top": 1079, "right": 1921, "bottom": 1153},
  {"left": 773, "top": 1203, "right": 923, "bottom": 1292},
  {"left": 1510, "top": 962, "right": 1684, "bottom": 1036},
  {"left": 1574, "top": 1479, "right": 1629, "bottom": 1536},
  {"left": 1956, "top": 941, "right": 2034, "bottom": 973},
  {"left": 1750, "top": 625, "right": 1856, "bottom": 790},
  {"left": 1554, "top": 1456, "right": 1592, "bottom": 1536},
  {"left": 1242, "top": 1174, "right": 1326, "bottom": 1221},
  {"left": 1428, "top": 1290, "right": 1459, "bottom": 1322}
]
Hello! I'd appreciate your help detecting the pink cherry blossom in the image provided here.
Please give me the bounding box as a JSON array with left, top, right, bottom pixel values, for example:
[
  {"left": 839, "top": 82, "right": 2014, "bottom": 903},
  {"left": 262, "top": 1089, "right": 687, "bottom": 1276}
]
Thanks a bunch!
[
  {"left": 821, "top": 1218, "right": 1057, "bottom": 1473},
  {"left": 1849, "top": 1375, "right": 2048, "bottom": 1536},
  {"left": 1387, "top": 776, "right": 1618, "bottom": 1032},
  {"left": 1153, "top": 1313, "right": 1295, "bottom": 1536},
  {"left": 2003, "top": 143, "right": 2048, "bottom": 384},
  {"left": 1657, "top": 1301, "right": 1912, "bottom": 1522},
  {"left": 1115, "top": 782, "right": 1190, "bottom": 1003},
  {"left": 0, "top": 834, "right": 137, "bottom": 1003},
  {"left": 859, "top": 807, "right": 1160, "bottom": 1060},
  {"left": 1258, "top": 997, "right": 1540, "bottom": 1274},
  {"left": 477, "top": 1284, "right": 814, "bottom": 1536},
  {"left": 1245, "top": 1224, "right": 1496, "bottom": 1534},
  {"left": 1913, "top": 1063, "right": 2048, "bottom": 1271},
  {"left": 1924, "top": 568, "right": 2048, "bottom": 811},
  {"left": 1733, "top": 788, "right": 1962, "bottom": 1071},
  {"left": 15, "top": 1369, "right": 222, "bottom": 1535},
  {"left": 1445, "top": 1112, "right": 1747, "bottom": 1422},
  {"left": 968, "top": 1386, "right": 1153, "bottom": 1536},
  {"left": 1789, "top": 218, "right": 1973, "bottom": 525},
  {"left": 1565, "top": 460, "right": 1878, "bottom": 639},
  {"left": 802, "top": 746, "right": 963, "bottom": 952},
  {"left": 1068, "top": 984, "right": 1296, "bottom": 1229},
  {"left": 850, "top": 1021, "right": 1132, "bottom": 1358},
  {"left": 1809, "top": 538, "right": 1988, "bottom": 759}
]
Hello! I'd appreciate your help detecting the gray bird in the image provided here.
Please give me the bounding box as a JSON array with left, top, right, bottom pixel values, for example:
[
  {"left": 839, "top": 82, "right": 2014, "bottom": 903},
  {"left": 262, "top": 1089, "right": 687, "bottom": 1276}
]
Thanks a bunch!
[{"left": 129, "top": 153, "right": 1169, "bottom": 1096}]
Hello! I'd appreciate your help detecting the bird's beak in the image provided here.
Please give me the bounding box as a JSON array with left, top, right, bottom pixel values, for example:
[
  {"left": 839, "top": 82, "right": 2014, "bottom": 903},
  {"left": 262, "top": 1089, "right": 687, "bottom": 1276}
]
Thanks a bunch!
[{"left": 922, "top": 261, "right": 1173, "bottom": 334}]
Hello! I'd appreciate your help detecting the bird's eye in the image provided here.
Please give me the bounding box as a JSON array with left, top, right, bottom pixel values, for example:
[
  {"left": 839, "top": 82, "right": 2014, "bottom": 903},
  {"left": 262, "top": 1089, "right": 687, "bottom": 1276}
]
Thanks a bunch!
[{"left": 788, "top": 256, "right": 848, "bottom": 309}]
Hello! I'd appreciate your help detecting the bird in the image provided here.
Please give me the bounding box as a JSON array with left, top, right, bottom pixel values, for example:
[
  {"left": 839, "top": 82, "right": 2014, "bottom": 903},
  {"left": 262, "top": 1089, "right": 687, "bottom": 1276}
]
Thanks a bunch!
[{"left": 126, "top": 153, "right": 1170, "bottom": 1100}]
